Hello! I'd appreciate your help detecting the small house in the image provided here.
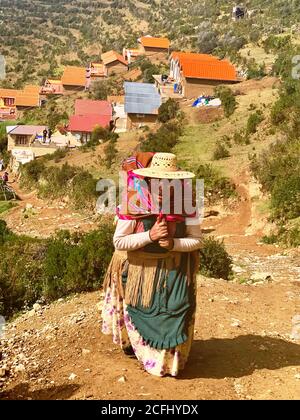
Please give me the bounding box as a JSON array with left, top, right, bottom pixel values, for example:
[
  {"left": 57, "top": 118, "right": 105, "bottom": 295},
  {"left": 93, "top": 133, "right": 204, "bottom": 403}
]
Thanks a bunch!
[
  {"left": 0, "top": 89, "right": 17, "bottom": 120},
  {"left": 6, "top": 124, "right": 61, "bottom": 169},
  {"left": 67, "top": 115, "right": 112, "bottom": 143},
  {"left": 123, "top": 48, "right": 144, "bottom": 64},
  {"left": 169, "top": 52, "right": 238, "bottom": 98},
  {"left": 124, "top": 82, "right": 161, "bottom": 130},
  {"left": 138, "top": 36, "right": 170, "bottom": 59},
  {"left": 61, "top": 66, "right": 87, "bottom": 92},
  {"left": 68, "top": 99, "right": 113, "bottom": 143},
  {"left": 101, "top": 51, "right": 128, "bottom": 77},
  {"left": 0, "top": 85, "right": 41, "bottom": 119},
  {"left": 40, "top": 79, "right": 64, "bottom": 95}
]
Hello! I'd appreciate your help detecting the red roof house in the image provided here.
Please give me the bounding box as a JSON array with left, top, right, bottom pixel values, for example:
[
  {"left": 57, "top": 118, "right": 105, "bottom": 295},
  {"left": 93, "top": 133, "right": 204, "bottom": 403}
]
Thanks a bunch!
[
  {"left": 74, "top": 99, "right": 112, "bottom": 117},
  {"left": 68, "top": 115, "right": 111, "bottom": 143}
]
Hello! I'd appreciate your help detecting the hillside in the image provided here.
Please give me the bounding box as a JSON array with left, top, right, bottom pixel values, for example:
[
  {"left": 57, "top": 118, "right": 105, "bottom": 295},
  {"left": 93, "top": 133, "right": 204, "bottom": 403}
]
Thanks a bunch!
[{"left": 1, "top": 0, "right": 300, "bottom": 87}]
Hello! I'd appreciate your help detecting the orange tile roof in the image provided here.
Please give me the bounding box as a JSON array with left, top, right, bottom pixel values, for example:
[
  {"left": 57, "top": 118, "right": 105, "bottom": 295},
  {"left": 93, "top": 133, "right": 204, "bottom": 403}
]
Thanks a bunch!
[
  {"left": 101, "top": 50, "right": 128, "bottom": 66},
  {"left": 181, "top": 60, "right": 237, "bottom": 81},
  {"left": 0, "top": 88, "right": 18, "bottom": 98},
  {"left": 61, "top": 66, "right": 86, "bottom": 87},
  {"left": 170, "top": 51, "right": 218, "bottom": 62},
  {"left": 140, "top": 37, "right": 170, "bottom": 49},
  {"left": 0, "top": 85, "right": 40, "bottom": 107}
]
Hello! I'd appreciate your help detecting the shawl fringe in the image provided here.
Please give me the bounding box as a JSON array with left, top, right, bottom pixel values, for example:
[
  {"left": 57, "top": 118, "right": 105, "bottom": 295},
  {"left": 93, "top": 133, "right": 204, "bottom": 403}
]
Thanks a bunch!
[{"left": 103, "top": 250, "right": 199, "bottom": 309}]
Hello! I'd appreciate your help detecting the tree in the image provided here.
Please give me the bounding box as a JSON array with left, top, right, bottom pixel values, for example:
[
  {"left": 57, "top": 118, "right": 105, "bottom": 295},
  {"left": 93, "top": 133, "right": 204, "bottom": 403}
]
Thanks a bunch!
[
  {"left": 158, "top": 99, "right": 180, "bottom": 123},
  {"left": 214, "top": 86, "right": 237, "bottom": 118}
]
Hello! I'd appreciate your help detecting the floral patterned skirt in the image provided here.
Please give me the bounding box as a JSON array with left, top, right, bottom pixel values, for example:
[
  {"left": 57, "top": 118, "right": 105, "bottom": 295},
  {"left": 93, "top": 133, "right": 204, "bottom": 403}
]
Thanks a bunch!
[{"left": 101, "top": 275, "right": 196, "bottom": 377}]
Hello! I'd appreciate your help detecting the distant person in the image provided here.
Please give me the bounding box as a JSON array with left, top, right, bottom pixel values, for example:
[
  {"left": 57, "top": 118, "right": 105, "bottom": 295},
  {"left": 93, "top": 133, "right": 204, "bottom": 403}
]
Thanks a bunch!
[
  {"left": 0, "top": 158, "right": 4, "bottom": 171},
  {"left": 2, "top": 171, "right": 8, "bottom": 185},
  {"left": 48, "top": 129, "right": 53, "bottom": 141},
  {"left": 43, "top": 129, "right": 48, "bottom": 143}
]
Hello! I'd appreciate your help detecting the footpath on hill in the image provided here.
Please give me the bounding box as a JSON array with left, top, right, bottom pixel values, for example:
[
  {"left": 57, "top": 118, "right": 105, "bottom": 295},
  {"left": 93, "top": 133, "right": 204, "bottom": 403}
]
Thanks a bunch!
[{"left": 0, "top": 168, "right": 299, "bottom": 400}]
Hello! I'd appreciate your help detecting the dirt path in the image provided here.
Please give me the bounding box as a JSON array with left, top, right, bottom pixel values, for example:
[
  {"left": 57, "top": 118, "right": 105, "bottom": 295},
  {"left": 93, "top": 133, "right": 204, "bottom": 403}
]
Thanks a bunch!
[
  {"left": 1, "top": 176, "right": 96, "bottom": 237},
  {"left": 0, "top": 169, "right": 299, "bottom": 400}
]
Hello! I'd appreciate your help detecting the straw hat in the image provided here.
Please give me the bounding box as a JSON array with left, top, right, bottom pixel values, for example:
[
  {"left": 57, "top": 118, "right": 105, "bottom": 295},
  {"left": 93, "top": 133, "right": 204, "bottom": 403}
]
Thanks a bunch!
[{"left": 132, "top": 153, "right": 195, "bottom": 179}]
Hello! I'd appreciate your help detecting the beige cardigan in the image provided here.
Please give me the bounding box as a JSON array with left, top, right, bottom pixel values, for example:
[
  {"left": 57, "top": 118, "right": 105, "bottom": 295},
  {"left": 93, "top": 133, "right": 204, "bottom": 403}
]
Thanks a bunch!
[{"left": 113, "top": 218, "right": 202, "bottom": 252}]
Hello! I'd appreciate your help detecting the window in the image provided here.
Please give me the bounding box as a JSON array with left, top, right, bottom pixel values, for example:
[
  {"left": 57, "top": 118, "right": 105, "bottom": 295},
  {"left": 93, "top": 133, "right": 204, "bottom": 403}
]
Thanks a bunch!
[
  {"left": 4, "top": 97, "right": 15, "bottom": 106},
  {"left": 15, "top": 135, "right": 28, "bottom": 145}
]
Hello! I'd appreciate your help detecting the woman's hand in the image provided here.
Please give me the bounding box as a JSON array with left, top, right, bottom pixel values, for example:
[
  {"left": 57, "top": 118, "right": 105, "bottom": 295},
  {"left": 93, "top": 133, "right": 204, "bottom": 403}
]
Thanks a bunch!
[
  {"left": 149, "top": 217, "right": 168, "bottom": 242},
  {"left": 158, "top": 238, "right": 174, "bottom": 250}
]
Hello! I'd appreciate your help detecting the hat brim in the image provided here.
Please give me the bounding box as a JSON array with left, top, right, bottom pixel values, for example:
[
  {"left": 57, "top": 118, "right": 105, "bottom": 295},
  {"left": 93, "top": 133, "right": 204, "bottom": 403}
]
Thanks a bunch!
[{"left": 132, "top": 168, "right": 195, "bottom": 179}]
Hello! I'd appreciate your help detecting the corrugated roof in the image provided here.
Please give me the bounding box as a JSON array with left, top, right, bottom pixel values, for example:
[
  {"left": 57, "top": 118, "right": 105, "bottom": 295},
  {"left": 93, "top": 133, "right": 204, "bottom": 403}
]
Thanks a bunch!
[
  {"left": 61, "top": 66, "right": 86, "bottom": 87},
  {"left": 75, "top": 99, "right": 112, "bottom": 117},
  {"left": 101, "top": 50, "right": 128, "bottom": 66},
  {"left": 139, "top": 37, "right": 170, "bottom": 49},
  {"left": 8, "top": 125, "right": 48, "bottom": 135},
  {"left": 124, "top": 82, "right": 161, "bottom": 114},
  {"left": 181, "top": 60, "right": 237, "bottom": 81},
  {"left": 68, "top": 115, "right": 111, "bottom": 132}
]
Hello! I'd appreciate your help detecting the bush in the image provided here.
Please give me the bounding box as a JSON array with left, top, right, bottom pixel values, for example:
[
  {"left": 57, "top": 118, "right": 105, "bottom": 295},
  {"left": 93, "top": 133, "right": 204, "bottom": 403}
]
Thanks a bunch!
[
  {"left": 0, "top": 218, "right": 115, "bottom": 318},
  {"left": 158, "top": 99, "right": 180, "bottom": 123},
  {"left": 194, "top": 164, "right": 236, "bottom": 204},
  {"left": 21, "top": 159, "right": 46, "bottom": 186},
  {"left": 21, "top": 162, "right": 99, "bottom": 211},
  {"left": 213, "top": 142, "right": 230, "bottom": 160},
  {"left": 199, "top": 237, "right": 233, "bottom": 280},
  {"left": 246, "top": 111, "right": 264, "bottom": 135},
  {"left": 198, "top": 30, "right": 218, "bottom": 54},
  {"left": 214, "top": 86, "right": 237, "bottom": 118},
  {"left": 140, "top": 122, "right": 182, "bottom": 153}
]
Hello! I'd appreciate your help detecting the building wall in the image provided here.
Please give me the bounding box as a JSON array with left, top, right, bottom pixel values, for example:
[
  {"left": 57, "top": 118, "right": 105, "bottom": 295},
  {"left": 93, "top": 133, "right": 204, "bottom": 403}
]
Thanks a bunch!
[
  {"left": 10, "top": 145, "right": 58, "bottom": 158},
  {"left": 7, "top": 134, "right": 31, "bottom": 151},
  {"left": 138, "top": 45, "right": 169, "bottom": 62},
  {"left": 63, "top": 85, "right": 86, "bottom": 94},
  {"left": 127, "top": 113, "right": 158, "bottom": 130},
  {"left": 106, "top": 62, "right": 128, "bottom": 76},
  {"left": 70, "top": 131, "right": 91, "bottom": 143},
  {"left": 183, "top": 78, "right": 234, "bottom": 98}
]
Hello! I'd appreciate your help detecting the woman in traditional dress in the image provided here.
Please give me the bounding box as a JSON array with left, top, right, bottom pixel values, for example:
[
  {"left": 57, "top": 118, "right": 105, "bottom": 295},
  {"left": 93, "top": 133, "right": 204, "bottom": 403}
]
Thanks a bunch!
[{"left": 101, "top": 152, "right": 202, "bottom": 377}]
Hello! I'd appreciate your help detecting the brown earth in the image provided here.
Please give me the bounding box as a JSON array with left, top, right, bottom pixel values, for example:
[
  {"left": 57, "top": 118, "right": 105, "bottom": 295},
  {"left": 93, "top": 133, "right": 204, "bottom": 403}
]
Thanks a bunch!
[{"left": 0, "top": 168, "right": 299, "bottom": 400}]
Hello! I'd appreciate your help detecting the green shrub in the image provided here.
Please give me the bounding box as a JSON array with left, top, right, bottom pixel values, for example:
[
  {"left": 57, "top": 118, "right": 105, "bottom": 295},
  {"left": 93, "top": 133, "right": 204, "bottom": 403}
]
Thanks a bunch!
[
  {"left": 214, "top": 86, "right": 237, "bottom": 118},
  {"left": 246, "top": 111, "right": 264, "bottom": 135},
  {"left": 199, "top": 237, "right": 233, "bottom": 280},
  {"left": 213, "top": 142, "right": 230, "bottom": 160},
  {"left": 194, "top": 164, "right": 236, "bottom": 204},
  {"left": 72, "top": 171, "right": 98, "bottom": 210},
  {"left": 140, "top": 122, "right": 182, "bottom": 153},
  {"left": 233, "top": 130, "right": 250, "bottom": 145},
  {"left": 0, "top": 218, "right": 115, "bottom": 318},
  {"left": 158, "top": 99, "right": 180, "bottom": 123},
  {"left": 21, "top": 159, "right": 46, "bottom": 186}
]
